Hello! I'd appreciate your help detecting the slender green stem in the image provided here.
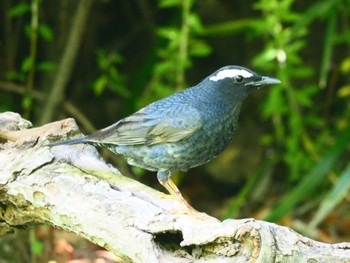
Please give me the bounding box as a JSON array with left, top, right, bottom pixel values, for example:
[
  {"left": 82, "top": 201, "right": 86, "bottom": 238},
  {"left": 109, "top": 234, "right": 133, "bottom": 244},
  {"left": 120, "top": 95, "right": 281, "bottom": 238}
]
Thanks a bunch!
[
  {"left": 27, "top": 0, "right": 39, "bottom": 92},
  {"left": 176, "top": 0, "right": 190, "bottom": 90},
  {"left": 29, "top": 229, "right": 37, "bottom": 263}
]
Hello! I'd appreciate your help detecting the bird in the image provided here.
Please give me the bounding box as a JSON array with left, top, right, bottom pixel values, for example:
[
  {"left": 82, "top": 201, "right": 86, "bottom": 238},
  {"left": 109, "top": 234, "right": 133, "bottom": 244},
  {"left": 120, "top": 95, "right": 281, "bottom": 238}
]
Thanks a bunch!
[{"left": 48, "top": 65, "right": 280, "bottom": 212}]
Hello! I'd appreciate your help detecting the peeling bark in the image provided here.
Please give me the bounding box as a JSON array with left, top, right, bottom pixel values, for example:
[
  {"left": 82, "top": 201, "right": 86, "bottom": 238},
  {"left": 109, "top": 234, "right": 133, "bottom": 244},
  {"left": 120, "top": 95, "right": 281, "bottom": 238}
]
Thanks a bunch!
[{"left": 0, "top": 112, "right": 349, "bottom": 263}]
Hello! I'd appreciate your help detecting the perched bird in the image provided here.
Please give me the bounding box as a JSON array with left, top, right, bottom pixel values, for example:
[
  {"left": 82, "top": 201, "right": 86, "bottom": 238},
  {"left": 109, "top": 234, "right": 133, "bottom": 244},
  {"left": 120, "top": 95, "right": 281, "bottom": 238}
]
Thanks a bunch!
[{"left": 49, "top": 65, "right": 280, "bottom": 212}]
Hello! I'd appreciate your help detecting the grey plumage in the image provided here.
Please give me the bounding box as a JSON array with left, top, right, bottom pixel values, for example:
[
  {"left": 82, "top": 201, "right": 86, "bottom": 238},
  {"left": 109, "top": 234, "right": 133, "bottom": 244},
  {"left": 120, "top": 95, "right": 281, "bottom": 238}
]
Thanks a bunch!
[{"left": 48, "top": 65, "right": 280, "bottom": 211}]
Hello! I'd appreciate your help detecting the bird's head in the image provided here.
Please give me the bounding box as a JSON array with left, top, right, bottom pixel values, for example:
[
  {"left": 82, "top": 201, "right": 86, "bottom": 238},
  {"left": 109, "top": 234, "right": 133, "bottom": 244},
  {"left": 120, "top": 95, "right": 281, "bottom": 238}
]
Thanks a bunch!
[{"left": 206, "top": 65, "right": 281, "bottom": 100}]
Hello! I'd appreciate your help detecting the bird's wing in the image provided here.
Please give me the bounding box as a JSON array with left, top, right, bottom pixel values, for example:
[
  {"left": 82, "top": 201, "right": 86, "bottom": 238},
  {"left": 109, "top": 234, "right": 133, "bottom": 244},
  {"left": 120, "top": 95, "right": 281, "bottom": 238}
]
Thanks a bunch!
[{"left": 86, "top": 103, "right": 203, "bottom": 146}]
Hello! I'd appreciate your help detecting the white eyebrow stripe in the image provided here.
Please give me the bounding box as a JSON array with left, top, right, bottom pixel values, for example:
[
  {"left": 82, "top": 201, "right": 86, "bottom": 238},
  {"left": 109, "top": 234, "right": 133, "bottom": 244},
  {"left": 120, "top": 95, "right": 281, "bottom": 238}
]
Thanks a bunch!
[{"left": 209, "top": 69, "right": 253, "bottom": 81}]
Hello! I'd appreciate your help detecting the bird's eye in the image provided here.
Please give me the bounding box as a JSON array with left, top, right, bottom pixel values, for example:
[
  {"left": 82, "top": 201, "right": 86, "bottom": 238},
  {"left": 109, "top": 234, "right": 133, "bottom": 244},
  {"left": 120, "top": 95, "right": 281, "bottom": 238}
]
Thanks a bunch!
[{"left": 234, "top": 75, "right": 244, "bottom": 83}]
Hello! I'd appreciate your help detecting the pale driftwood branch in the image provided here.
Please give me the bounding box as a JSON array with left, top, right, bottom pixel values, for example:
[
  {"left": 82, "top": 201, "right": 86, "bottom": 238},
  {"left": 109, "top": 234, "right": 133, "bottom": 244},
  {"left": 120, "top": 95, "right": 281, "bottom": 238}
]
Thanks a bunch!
[{"left": 0, "top": 112, "right": 349, "bottom": 263}]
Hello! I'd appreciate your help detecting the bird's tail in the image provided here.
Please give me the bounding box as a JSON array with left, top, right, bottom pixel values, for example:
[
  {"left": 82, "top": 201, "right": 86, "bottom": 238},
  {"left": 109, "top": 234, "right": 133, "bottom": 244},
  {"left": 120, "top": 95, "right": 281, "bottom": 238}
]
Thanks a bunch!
[{"left": 47, "top": 136, "right": 88, "bottom": 147}]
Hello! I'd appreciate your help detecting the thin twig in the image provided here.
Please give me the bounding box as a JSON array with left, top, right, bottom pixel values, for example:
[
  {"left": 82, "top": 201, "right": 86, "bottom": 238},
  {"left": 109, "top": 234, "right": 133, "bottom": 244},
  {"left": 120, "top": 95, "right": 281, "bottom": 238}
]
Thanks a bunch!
[
  {"left": 0, "top": 81, "right": 44, "bottom": 100},
  {"left": 38, "top": 0, "right": 94, "bottom": 125}
]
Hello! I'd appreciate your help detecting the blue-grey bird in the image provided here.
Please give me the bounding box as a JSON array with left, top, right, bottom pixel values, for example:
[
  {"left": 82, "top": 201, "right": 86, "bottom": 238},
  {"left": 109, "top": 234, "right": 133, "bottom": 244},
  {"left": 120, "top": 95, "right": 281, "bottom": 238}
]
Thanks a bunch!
[{"left": 49, "top": 65, "right": 280, "bottom": 211}]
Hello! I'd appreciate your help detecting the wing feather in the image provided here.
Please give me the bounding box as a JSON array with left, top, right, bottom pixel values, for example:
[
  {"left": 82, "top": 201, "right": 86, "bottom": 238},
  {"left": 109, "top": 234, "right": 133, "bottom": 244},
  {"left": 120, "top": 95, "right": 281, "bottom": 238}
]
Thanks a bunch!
[{"left": 86, "top": 104, "right": 202, "bottom": 146}]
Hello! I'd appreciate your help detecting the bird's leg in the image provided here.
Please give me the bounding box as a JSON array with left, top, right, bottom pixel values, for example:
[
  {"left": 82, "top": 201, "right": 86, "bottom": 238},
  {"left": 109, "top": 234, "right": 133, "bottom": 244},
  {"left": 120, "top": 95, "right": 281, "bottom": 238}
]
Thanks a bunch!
[{"left": 157, "top": 170, "right": 197, "bottom": 213}]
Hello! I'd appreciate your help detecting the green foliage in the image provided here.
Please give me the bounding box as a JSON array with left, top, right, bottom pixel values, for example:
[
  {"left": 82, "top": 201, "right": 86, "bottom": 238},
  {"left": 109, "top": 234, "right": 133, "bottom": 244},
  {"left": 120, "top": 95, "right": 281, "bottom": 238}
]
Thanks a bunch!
[
  {"left": 197, "top": 0, "right": 350, "bottom": 223},
  {"left": 38, "top": 24, "right": 54, "bottom": 41},
  {"left": 309, "top": 163, "right": 350, "bottom": 229},
  {"left": 136, "top": 0, "right": 211, "bottom": 108},
  {"left": 4, "top": 0, "right": 55, "bottom": 117},
  {"left": 24, "top": 23, "right": 54, "bottom": 41},
  {"left": 251, "top": 0, "right": 350, "bottom": 222},
  {"left": 92, "top": 49, "right": 128, "bottom": 97},
  {"left": 264, "top": 123, "right": 350, "bottom": 222}
]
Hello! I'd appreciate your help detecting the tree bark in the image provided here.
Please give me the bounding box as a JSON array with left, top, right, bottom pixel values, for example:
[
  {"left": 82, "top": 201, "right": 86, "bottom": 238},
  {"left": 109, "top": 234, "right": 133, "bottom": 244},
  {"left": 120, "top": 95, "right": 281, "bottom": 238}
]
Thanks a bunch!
[{"left": 0, "top": 112, "right": 349, "bottom": 263}]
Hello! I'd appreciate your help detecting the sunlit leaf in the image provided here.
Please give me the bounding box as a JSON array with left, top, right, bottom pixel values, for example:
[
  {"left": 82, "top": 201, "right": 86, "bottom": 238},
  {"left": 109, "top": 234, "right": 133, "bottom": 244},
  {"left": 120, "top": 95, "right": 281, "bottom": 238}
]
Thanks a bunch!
[
  {"left": 340, "top": 57, "right": 350, "bottom": 73},
  {"left": 188, "top": 13, "right": 204, "bottom": 33},
  {"left": 337, "top": 85, "right": 350, "bottom": 97},
  {"left": 158, "top": 0, "right": 181, "bottom": 8},
  {"left": 93, "top": 76, "right": 108, "bottom": 96},
  {"left": 157, "top": 27, "right": 179, "bottom": 40},
  {"left": 189, "top": 40, "right": 211, "bottom": 57},
  {"left": 22, "top": 96, "right": 32, "bottom": 111}
]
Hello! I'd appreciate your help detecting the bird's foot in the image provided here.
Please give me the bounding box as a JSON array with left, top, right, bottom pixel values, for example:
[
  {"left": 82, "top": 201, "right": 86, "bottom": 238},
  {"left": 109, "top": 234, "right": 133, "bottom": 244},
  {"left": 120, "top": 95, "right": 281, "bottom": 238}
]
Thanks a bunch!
[
  {"left": 159, "top": 192, "right": 176, "bottom": 200},
  {"left": 169, "top": 207, "right": 210, "bottom": 221},
  {"left": 156, "top": 171, "right": 211, "bottom": 219},
  {"left": 158, "top": 192, "right": 208, "bottom": 219}
]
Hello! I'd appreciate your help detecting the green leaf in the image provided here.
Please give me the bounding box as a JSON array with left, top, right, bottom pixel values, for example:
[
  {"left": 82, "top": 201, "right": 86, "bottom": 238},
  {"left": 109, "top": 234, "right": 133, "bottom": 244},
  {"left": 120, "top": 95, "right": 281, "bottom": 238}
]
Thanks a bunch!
[
  {"left": 189, "top": 40, "right": 212, "bottom": 57},
  {"left": 337, "top": 85, "right": 350, "bottom": 97},
  {"left": 319, "top": 9, "right": 337, "bottom": 89},
  {"left": 262, "top": 85, "right": 288, "bottom": 117},
  {"left": 289, "top": 66, "right": 314, "bottom": 79},
  {"left": 22, "top": 96, "right": 32, "bottom": 111},
  {"left": 93, "top": 76, "right": 108, "bottom": 96},
  {"left": 293, "top": 85, "right": 318, "bottom": 107},
  {"left": 37, "top": 61, "right": 56, "bottom": 71},
  {"left": 39, "top": 24, "right": 54, "bottom": 41},
  {"left": 157, "top": 27, "right": 179, "bottom": 40},
  {"left": 264, "top": 123, "right": 350, "bottom": 222},
  {"left": 9, "top": 3, "right": 30, "bottom": 17},
  {"left": 29, "top": 229, "right": 43, "bottom": 256},
  {"left": 21, "top": 57, "right": 34, "bottom": 73},
  {"left": 188, "top": 13, "right": 204, "bottom": 33},
  {"left": 5, "top": 70, "right": 25, "bottom": 81},
  {"left": 253, "top": 48, "right": 280, "bottom": 66},
  {"left": 340, "top": 57, "right": 350, "bottom": 73},
  {"left": 291, "top": 0, "right": 339, "bottom": 38},
  {"left": 32, "top": 240, "right": 43, "bottom": 256},
  {"left": 24, "top": 24, "right": 32, "bottom": 38},
  {"left": 309, "top": 164, "right": 350, "bottom": 229},
  {"left": 203, "top": 18, "right": 260, "bottom": 36},
  {"left": 158, "top": 0, "right": 181, "bottom": 8}
]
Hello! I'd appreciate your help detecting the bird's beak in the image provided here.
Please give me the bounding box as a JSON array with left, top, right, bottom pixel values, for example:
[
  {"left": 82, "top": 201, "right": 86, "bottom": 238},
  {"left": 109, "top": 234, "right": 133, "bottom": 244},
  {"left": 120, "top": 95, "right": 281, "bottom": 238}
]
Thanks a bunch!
[{"left": 245, "top": 76, "right": 281, "bottom": 87}]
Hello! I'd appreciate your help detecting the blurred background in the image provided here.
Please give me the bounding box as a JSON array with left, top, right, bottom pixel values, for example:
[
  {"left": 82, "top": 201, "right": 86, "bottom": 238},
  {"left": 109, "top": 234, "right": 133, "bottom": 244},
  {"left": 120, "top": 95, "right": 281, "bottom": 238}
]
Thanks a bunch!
[{"left": 1, "top": 0, "right": 350, "bottom": 262}]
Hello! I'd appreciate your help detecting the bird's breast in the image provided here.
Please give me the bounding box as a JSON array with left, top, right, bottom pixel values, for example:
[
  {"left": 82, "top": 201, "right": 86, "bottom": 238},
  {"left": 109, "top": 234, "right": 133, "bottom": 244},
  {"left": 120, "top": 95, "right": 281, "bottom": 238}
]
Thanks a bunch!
[{"left": 195, "top": 104, "right": 240, "bottom": 157}]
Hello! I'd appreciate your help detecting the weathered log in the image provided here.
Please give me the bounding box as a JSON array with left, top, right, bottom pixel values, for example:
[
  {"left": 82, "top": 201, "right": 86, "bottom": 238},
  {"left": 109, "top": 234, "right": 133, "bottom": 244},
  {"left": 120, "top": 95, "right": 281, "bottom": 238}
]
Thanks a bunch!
[{"left": 0, "top": 112, "right": 349, "bottom": 262}]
